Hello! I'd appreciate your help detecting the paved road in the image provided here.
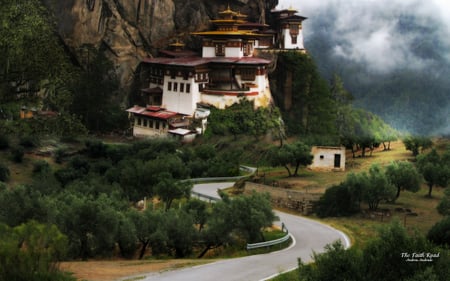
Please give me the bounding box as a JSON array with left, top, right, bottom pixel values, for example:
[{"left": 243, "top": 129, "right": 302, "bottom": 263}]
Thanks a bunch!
[{"left": 134, "top": 183, "right": 350, "bottom": 281}]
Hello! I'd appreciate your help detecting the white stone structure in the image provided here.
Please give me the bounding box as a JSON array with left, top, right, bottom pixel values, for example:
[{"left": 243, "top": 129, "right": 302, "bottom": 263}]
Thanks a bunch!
[{"left": 309, "top": 146, "right": 346, "bottom": 171}]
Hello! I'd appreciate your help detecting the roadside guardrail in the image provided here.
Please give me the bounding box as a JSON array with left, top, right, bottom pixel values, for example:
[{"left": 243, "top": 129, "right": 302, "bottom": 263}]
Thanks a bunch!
[{"left": 246, "top": 223, "right": 290, "bottom": 250}]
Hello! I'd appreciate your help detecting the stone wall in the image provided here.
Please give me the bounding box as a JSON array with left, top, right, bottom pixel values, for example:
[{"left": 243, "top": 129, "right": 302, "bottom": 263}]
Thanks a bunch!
[{"left": 244, "top": 182, "right": 321, "bottom": 215}]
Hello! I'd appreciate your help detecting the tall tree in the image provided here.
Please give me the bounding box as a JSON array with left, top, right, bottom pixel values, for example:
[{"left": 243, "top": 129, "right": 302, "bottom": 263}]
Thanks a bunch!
[
  {"left": 70, "top": 48, "right": 126, "bottom": 132},
  {"left": 271, "top": 51, "right": 337, "bottom": 136}
]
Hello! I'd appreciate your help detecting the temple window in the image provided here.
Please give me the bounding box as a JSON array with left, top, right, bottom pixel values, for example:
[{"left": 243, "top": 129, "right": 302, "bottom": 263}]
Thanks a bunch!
[
  {"left": 180, "top": 83, "right": 184, "bottom": 93},
  {"left": 173, "top": 82, "right": 178, "bottom": 92},
  {"left": 215, "top": 43, "right": 225, "bottom": 56},
  {"left": 186, "top": 83, "right": 191, "bottom": 93},
  {"left": 291, "top": 35, "right": 297, "bottom": 44},
  {"left": 137, "top": 118, "right": 142, "bottom": 126},
  {"left": 241, "top": 68, "right": 256, "bottom": 81},
  {"left": 168, "top": 82, "right": 172, "bottom": 91},
  {"left": 143, "top": 119, "right": 148, "bottom": 127}
]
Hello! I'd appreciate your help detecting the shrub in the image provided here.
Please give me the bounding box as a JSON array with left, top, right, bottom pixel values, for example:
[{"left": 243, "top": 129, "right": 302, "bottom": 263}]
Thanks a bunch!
[
  {"left": 0, "top": 162, "right": 10, "bottom": 182},
  {"left": 427, "top": 216, "right": 450, "bottom": 246},
  {"left": 11, "top": 146, "right": 25, "bottom": 163},
  {"left": 315, "top": 184, "right": 360, "bottom": 218},
  {"left": 32, "top": 160, "right": 51, "bottom": 175},
  {"left": 53, "top": 147, "right": 68, "bottom": 164},
  {"left": 85, "top": 139, "right": 107, "bottom": 158},
  {"left": 0, "top": 135, "right": 10, "bottom": 150},
  {"left": 19, "top": 134, "right": 39, "bottom": 148}
]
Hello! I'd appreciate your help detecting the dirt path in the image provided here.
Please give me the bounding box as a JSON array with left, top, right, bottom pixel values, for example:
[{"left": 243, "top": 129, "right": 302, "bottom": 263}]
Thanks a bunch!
[{"left": 60, "top": 259, "right": 214, "bottom": 281}]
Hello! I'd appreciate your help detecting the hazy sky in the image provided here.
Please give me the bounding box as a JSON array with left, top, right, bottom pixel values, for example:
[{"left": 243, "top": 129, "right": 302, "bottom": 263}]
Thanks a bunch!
[{"left": 278, "top": 0, "right": 450, "bottom": 73}]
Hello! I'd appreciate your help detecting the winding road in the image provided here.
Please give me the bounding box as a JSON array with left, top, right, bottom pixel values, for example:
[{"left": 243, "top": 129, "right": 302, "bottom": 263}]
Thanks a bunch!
[{"left": 133, "top": 182, "right": 350, "bottom": 281}]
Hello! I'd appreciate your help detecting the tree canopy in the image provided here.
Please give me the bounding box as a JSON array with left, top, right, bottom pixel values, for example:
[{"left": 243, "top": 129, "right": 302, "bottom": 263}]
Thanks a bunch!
[{"left": 268, "top": 141, "right": 313, "bottom": 177}]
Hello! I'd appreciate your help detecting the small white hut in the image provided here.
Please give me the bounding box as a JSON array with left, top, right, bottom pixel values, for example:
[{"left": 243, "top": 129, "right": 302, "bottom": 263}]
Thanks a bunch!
[{"left": 309, "top": 146, "right": 346, "bottom": 171}]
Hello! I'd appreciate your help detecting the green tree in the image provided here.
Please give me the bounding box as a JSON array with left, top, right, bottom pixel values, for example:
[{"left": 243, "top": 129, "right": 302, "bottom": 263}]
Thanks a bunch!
[
  {"left": 183, "top": 198, "right": 210, "bottom": 232},
  {"left": 362, "top": 221, "right": 440, "bottom": 281},
  {"left": 297, "top": 221, "right": 449, "bottom": 281},
  {"left": 271, "top": 52, "right": 337, "bottom": 136},
  {"left": 316, "top": 183, "right": 360, "bottom": 218},
  {"left": 127, "top": 208, "right": 166, "bottom": 259},
  {"left": 0, "top": 162, "right": 10, "bottom": 182},
  {"left": 437, "top": 188, "right": 450, "bottom": 216},
  {"left": 385, "top": 161, "right": 421, "bottom": 200},
  {"left": 0, "top": 184, "right": 49, "bottom": 226},
  {"left": 361, "top": 165, "right": 396, "bottom": 210},
  {"left": 55, "top": 192, "right": 120, "bottom": 259},
  {"left": 230, "top": 191, "right": 277, "bottom": 243},
  {"left": 164, "top": 209, "right": 197, "bottom": 257},
  {"left": 70, "top": 48, "right": 126, "bottom": 132},
  {"left": 0, "top": 0, "right": 74, "bottom": 104},
  {"left": 268, "top": 141, "right": 313, "bottom": 177},
  {"left": 298, "top": 241, "right": 363, "bottom": 281},
  {"left": 116, "top": 212, "right": 137, "bottom": 258},
  {"left": 0, "top": 221, "right": 73, "bottom": 281},
  {"left": 403, "top": 136, "right": 433, "bottom": 157},
  {"left": 155, "top": 175, "right": 192, "bottom": 211},
  {"left": 417, "top": 149, "right": 450, "bottom": 197}
]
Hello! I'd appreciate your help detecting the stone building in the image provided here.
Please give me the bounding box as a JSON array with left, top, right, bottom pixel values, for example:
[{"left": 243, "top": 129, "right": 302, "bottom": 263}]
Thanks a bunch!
[{"left": 309, "top": 146, "right": 346, "bottom": 171}]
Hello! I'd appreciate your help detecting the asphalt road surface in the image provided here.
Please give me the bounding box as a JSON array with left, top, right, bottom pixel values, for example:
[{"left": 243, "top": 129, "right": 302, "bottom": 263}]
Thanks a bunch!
[{"left": 133, "top": 182, "right": 350, "bottom": 281}]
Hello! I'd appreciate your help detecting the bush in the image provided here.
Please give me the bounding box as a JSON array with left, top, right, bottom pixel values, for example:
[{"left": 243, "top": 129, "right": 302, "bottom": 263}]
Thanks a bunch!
[
  {"left": 315, "top": 184, "right": 360, "bottom": 218},
  {"left": 427, "top": 216, "right": 450, "bottom": 246},
  {"left": 19, "top": 134, "right": 39, "bottom": 148},
  {"left": 85, "top": 139, "right": 107, "bottom": 158},
  {"left": 32, "top": 160, "right": 51, "bottom": 175},
  {"left": 0, "top": 135, "right": 10, "bottom": 150},
  {"left": 53, "top": 147, "right": 68, "bottom": 164},
  {"left": 11, "top": 146, "right": 25, "bottom": 163},
  {"left": 0, "top": 162, "right": 10, "bottom": 182}
]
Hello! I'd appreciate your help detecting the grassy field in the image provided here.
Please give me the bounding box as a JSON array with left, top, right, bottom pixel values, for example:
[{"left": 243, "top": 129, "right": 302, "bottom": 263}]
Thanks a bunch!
[
  {"left": 261, "top": 141, "right": 446, "bottom": 244},
  {"left": 268, "top": 140, "right": 447, "bottom": 281}
]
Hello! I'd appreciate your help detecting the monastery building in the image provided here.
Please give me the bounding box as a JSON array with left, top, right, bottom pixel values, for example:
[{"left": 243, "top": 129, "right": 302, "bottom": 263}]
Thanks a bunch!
[{"left": 127, "top": 6, "right": 307, "bottom": 138}]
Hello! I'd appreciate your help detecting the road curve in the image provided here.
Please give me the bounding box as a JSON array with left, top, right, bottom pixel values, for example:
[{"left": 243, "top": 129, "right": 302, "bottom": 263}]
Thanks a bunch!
[{"left": 134, "top": 183, "right": 350, "bottom": 281}]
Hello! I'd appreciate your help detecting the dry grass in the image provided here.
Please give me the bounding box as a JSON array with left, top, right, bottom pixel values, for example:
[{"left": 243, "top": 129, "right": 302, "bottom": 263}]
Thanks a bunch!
[
  {"left": 261, "top": 140, "right": 446, "bottom": 246},
  {"left": 258, "top": 141, "right": 415, "bottom": 194},
  {"left": 59, "top": 259, "right": 215, "bottom": 281}
]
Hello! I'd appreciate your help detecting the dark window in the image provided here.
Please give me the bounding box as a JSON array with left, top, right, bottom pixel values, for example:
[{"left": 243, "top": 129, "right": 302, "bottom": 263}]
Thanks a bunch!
[
  {"left": 156, "top": 121, "right": 160, "bottom": 130},
  {"left": 173, "top": 82, "right": 178, "bottom": 92},
  {"left": 291, "top": 35, "right": 297, "bottom": 44},
  {"left": 168, "top": 82, "right": 172, "bottom": 91},
  {"left": 241, "top": 68, "right": 256, "bottom": 81},
  {"left": 143, "top": 119, "right": 147, "bottom": 127},
  {"left": 215, "top": 43, "right": 225, "bottom": 56},
  {"left": 180, "top": 83, "right": 184, "bottom": 93},
  {"left": 186, "top": 83, "right": 191, "bottom": 93},
  {"left": 137, "top": 118, "right": 142, "bottom": 126},
  {"left": 320, "top": 155, "right": 324, "bottom": 160}
]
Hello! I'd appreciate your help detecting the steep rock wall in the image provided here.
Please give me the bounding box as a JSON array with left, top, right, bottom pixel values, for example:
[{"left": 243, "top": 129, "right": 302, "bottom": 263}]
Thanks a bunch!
[{"left": 44, "top": 0, "right": 278, "bottom": 95}]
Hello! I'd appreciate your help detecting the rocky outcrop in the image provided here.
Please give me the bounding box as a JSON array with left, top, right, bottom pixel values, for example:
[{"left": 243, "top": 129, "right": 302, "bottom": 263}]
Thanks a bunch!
[{"left": 44, "top": 0, "right": 278, "bottom": 96}]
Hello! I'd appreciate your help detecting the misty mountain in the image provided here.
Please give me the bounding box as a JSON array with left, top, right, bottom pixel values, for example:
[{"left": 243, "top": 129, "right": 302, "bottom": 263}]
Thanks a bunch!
[{"left": 300, "top": 1, "right": 450, "bottom": 135}]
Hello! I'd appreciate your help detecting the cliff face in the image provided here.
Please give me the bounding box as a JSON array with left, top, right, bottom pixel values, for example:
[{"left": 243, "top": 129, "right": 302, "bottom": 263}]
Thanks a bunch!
[{"left": 44, "top": 0, "right": 278, "bottom": 92}]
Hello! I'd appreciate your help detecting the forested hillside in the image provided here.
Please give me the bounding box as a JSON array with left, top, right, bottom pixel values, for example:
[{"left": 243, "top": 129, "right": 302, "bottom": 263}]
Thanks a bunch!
[{"left": 304, "top": 4, "right": 450, "bottom": 135}]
